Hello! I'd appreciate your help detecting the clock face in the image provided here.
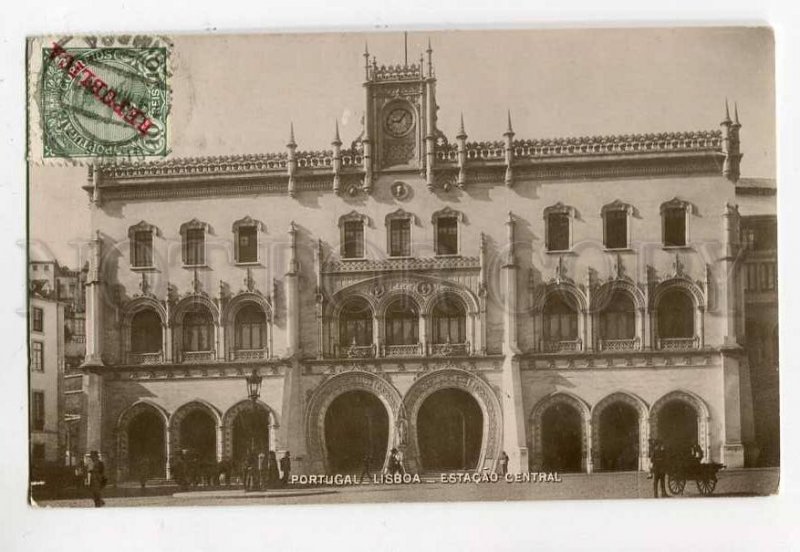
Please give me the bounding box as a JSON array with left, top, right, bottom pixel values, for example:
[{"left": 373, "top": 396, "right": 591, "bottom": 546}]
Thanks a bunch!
[{"left": 384, "top": 107, "right": 414, "bottom": 137}]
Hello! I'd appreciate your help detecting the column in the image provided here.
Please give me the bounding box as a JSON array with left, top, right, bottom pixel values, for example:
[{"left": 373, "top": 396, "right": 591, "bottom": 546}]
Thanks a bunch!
[{"left": 500, "top": 213, "right": 529, "bottom": 472}]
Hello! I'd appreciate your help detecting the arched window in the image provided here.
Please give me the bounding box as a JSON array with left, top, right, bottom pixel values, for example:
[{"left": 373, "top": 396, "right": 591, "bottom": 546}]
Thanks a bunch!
[
  {"left": 234, "top": 304, "right": 266, "bottom": 351},
  {"left": 543, "top": 294, "right": 578, "bottom": 342},
  {"left": 599, "top": 292, "right": 636, "bottom": 341},
  {"left": 385, "top": 297, "right": 419, "bottom": 346},
  {"left": 131, "top": 310, "right": 162, "bottom": 353},
  {"left": 431, "top": 295, "right": 466, "bottom": 344},
  {"left": 657, "top": 289, "right": 694, "bottom": 339},
  {"left": 339, "top": 297, "right": 374, "bottom": 347},
  {"left": 183, "top": 306, "right": 214, "bottom": 352}
]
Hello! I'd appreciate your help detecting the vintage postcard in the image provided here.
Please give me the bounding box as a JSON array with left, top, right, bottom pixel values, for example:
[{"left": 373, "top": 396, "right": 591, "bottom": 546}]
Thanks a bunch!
[{"left": 26, "top": 27, "right": 778, "bottom": 508}]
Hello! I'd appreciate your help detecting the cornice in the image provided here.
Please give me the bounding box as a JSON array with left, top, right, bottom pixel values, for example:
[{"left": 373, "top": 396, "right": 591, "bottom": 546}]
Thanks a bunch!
[{"left": 322, "top": 255, "right": 480, "bottom": 274}]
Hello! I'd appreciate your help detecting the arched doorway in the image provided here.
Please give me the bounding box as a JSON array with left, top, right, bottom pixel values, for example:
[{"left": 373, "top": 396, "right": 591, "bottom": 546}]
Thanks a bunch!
[
  {"left": 127, "top": 410, "right": 166, "bottom": 478},
  {"left": 417, "top": 388, "right": 482, "bottom": 471},
  {"left": 657, "top": 401, "right": 698, "bottom": 456},
  {"left": 541, "top": 402, "right": 583, "bottom": 472},
  {"left": 324, "top": 390, "right": 389, "bottom": 473},
  {"left": 598, "top": 402, "right": 639, "bottom": 471},
  {"left": 231, "top": 407, "right": 271, "bottom": 464},
  {"left": 179, "top": 410, "right": 217, "bottom": 464}
]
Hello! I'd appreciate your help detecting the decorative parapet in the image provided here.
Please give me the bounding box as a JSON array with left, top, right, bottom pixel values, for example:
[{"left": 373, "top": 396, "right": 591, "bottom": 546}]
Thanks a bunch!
[
  {"left": 597, "top": 338, "right": 640, "bottom": 352},
  {"left": 382, "top": 343, "right": 424, "bottom": 357},
  {"left": 657, "top": 336, "right": 700, "bottom": 351},
  {"left": 322, "top": 255, "right": 480, "bottom": 274},
  {"left": 333, "top": 344, "right": 377, "bottom": 359},
  {"left": 127, "top": 352, "right": 164, "bottom": 365},
  {"left": 429, "top": 342, "right": 470, "bottom": 357},
  {"left": 542, "top": 339, "right": 583, "bottom": 353},
  {"left": 370, "top": 62, "right": 424, "bottom": 82},
  {"left": 181, "top": 350, "right": 216, "bottom": 363},
  {"left": 230, "top": 349, "right": 268, "bottom": 362}
]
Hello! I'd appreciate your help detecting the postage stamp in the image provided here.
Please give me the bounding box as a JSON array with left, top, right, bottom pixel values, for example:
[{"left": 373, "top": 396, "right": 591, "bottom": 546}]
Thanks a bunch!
[{"left": 32, "top": 38, "right": 169, "bottom": 160}]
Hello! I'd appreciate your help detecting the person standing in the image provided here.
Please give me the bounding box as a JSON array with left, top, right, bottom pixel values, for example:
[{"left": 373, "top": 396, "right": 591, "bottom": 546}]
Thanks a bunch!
[
  {"left": 498, "top": 451, "right": 509, "bottom": 476},
  {"left": 279, "top": 451, "right": 291, "bottom": 487},
  {"left": 88, "top": 451, "right": 106, "bottom": 508},
  {"left": 137, "top": 456, "right": 150, "bottom": 490},
  {"left": 267, "top": 451, "right": 280, "bottom": 488},
  {"left": 257, "top": 450, "right": 267, "bottom": 490},
  {"left": 651, "top": 440, "right": 668, "bottom": 498}
]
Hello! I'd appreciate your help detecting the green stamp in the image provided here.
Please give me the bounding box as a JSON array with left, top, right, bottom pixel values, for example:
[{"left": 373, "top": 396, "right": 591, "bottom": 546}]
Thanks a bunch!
[{"left": 41, "top": 44, "right": 168, "bottom": 159}]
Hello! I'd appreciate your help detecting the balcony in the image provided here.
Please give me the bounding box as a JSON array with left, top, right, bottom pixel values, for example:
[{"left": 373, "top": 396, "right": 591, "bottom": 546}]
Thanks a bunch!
[
  {"left": 334, "top": 343, "right": 377, "bottom": 359},
  {"left": 181, "top": 350, "right": 216, "bottom": 363},
  {"left": 598, "top": 338, "right": 640, "bottom": 352},
  {"left": 127, "top": 352, "right": 164, "bottom": 365},
  {"left": 542, "top": 339, "right": 582, "bottom": 353},
  {"left": 230, "top": 349, "right": 268, "bottom": 362},
  {"left": 429, "top": 342, "right": 471, "bottom": 357},
  {"left": 657, "top": 337, "right": 700, "bottom": 350},
  {"left": 382, "top": 343, "right": 424, "bottom": 357}
]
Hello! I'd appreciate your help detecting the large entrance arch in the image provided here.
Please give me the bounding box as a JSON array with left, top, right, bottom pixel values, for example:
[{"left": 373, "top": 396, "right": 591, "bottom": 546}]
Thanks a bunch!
[
  {"left": 305, "top": 371, "right": 403, "bottom": 473},
  {"left": 324, "top": 390, "right": 390, "bottom": 472},
  {"left": 530, "top": 393, "right": 591, "bottom": 473},
  {"left": 403, "top": 368, "right": 501, "bottom": 473},
  {"left": 169, "top": 401, "right": 222, "bottom": 467},
  {"left": 649, "top": 390, "right": 710, "bottom": 460},
  {"left": 417, "top": 388, "right": 482, "bottom": 470},
  {"left": 597, "top": 402, "right": 640, "bottom": 471},
  {"left": 116, "top": 401, "right": 169, "bottom": 481},
  {"left": 128, "top": 410, "right": 167, "bottom": 478}
]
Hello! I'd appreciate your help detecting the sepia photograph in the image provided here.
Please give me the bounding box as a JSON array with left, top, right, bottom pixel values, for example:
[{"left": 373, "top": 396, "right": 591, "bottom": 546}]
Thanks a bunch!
[{"left": 25, "top": 26, "right": 778, "bottom": 513}]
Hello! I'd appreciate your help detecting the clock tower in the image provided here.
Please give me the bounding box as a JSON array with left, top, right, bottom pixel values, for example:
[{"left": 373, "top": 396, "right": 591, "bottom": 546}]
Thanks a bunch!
[{"left": 361, "top": 40, "right": 441, "bottom": 189}]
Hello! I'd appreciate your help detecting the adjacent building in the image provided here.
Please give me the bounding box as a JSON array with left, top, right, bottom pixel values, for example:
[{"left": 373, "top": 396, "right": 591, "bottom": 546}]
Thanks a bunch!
[{"left": 76, "top": 44, "right": 774, "bottom": 482}]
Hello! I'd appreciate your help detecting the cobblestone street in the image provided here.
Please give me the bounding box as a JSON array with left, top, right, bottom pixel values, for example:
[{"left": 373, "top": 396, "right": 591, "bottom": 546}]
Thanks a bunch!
[{"left": 35, "top": 468, "right": 778, "bottom": 508}]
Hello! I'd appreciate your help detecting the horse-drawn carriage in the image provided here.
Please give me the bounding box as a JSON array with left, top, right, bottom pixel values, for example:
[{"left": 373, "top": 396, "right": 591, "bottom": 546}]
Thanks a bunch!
[{"left": 666, "top": 455, "right": 725, "bottom": 496}]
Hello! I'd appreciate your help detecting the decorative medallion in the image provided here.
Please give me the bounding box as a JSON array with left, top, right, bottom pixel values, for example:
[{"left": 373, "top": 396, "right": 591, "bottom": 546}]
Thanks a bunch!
[{"left": 391, "top": 180, "right": 409, "bottom": 200}]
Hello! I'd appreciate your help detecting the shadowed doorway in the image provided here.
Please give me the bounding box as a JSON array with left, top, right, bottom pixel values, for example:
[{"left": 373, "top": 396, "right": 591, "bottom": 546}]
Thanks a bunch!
[
  {"left": 657, "top": 401, "right": 698, "bottom": 456},
  {"left": 128, "top": 410, "right": 166, "bottom": 479},
  {"left": 541, "top": 402, "right": 583, "bottom": 472},
  {"left": 598, "top": 402, "right": 639, "bottom": 471},
  {"left": 417, "top": 388, "right": 483, "bottom": 470},
  {"left": 324, "top": 391, "right": 389, "bottom": 473}
]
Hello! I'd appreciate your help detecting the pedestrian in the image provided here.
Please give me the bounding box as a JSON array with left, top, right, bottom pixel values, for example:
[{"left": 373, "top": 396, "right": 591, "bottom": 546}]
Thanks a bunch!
[
  {"left": 88, "top": 450, "right": 106, "bottom": 507},
  {"left": 498, "top": 450, "right": 509, "bottom": 476},
  {"left": 267, "top": 451, "right": 280, "bottom": 488},
  {"left": 651, "top": 440, "right": 668, "bottom": 498},
  {"left": 388, "top": 448, "right": 405, "bottom": 476},
  {"left": 279, "top": 451, "right": 291, "bottom": 487},
  {"left": 359, "top": 451, "right": 372, "bottom": 484}
]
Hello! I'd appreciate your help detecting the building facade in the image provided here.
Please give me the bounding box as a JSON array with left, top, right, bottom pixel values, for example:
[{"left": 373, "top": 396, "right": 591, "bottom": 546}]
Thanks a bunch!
[
  {"left": 79, "top": 45, "right": 764, "bottom": 482},
  {"left": 29, "top": 290, "right": 65, "bottom": 466}
]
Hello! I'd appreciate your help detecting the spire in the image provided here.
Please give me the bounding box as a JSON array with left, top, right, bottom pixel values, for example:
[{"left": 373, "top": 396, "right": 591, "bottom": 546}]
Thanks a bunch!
[
  {"left": 363, "top": 42, "right": 370, "bottom": 79},
  {"left": 287, "top": 122, "right": 296, "bottom": 148},
  {"left": 404, "top": 31, "right": 408, "bottom": 66},
  {"left": 456, "top": 113, "right": 467, "bottom": 140},
  {"left": 504, "top": 109, "right": 514, "bottom": 136},
  {"left": 426, "top": 37, "right": 433, "bottom": 77},
  {"left": 722, "top": 99, "right": 732, "bottom": 125},
  {"left": 733, "top": 102, "right": 741, "bottom": 126},
  {"left": 332, "top": 119, "right": 341, "bottom": 146}
]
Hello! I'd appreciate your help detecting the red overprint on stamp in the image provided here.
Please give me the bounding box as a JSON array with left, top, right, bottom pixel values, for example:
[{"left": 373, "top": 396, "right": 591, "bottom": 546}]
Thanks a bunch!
[{"left": 49, "top": 42, "right": 153, "bottom": 136}]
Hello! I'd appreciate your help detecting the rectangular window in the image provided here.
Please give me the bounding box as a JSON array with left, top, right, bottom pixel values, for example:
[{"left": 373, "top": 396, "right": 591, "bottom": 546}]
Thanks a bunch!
[
  {"left": 184, "top": 228, "right": 205, "bottom": 266},
  {"left": 436, "top": 217, "right": 459, "bottom": 255},
  {"left": 547, "top": 213, "right": 570, "bottom": 251},
  {"left": 604, "top": 210, "right": 628, "bottom": 249},
  {"left": 32, "top": 391, "right": 45, "bottom": 431},
  {"left": 389, "top": 219, "right": 411, "bottom": 257},
  {"left": 237, "top": 227, "right": 258, "bottom": 263},
  {"left": 32, "top": 307, "right": 43, "bottom": 332},
  {"left": 664, "top": 208, "right": 687, "bottom": 247},
  {"left": 133, "top": 230, "right": 154, "bottom": 268},
  {"left": 343, "top": 221, "right": 365, "bottom": 259},
  {"left": 31, "top": 342, "right": 44, "bottom": 372}
]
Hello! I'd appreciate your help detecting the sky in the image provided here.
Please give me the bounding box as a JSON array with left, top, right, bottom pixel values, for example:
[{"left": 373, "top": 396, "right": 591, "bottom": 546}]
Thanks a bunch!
[{"left": 29, "top": 27, "right": 776, "bottom": 268}]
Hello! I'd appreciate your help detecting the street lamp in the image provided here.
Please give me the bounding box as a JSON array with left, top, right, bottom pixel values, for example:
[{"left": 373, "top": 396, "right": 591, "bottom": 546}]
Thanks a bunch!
[{"left": 244, "top": 369, "right": 262, "bottom": 491}]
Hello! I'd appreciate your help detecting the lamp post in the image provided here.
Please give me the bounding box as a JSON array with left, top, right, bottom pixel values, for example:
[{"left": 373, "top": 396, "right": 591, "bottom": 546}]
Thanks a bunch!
[{"left": 244, "top": 369, "right": 262, "bottom": 491}]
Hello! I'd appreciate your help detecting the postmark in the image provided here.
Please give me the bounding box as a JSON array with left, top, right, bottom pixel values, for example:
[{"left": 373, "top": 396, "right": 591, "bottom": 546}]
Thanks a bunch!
[{"left": 39, "top": 41, "right": 169, "bottom": 159}]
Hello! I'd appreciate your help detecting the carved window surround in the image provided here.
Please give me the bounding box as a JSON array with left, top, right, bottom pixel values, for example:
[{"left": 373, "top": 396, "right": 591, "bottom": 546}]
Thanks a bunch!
[
  {"left": 179, "top": 218, "right": 211, "bottom": 268},
  {"left": 338, "top": 211, "right": 370, "bottom": 260},
  {"left": 232, "top": 216, "right": 265, "bottom": 265},
  {"left": 385, "top": 208, "right": 416, "bottom": 258},
  {"left": 543, "top": 202, "right": 576, "bottom": 253},
  {"left": 601, "top": 200, "right": 634, "bottom": 251},
  {"left": 660, "top": 197, "right": 693, "bottom": 248},
  {"left": 431, "top": 206, "right": 464, "bottom": 257},
  {"left": 128, "top": 220, "right": 160, "bottom": 270}
]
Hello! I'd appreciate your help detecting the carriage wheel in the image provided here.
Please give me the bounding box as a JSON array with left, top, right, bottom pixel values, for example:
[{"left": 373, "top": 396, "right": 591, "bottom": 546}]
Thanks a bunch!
[
  {"left": 696, "top": 476, "right": 717, "bottom": 496},
  {"left": 668, "top": 475, "right": 686, "bottom": 495}
]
